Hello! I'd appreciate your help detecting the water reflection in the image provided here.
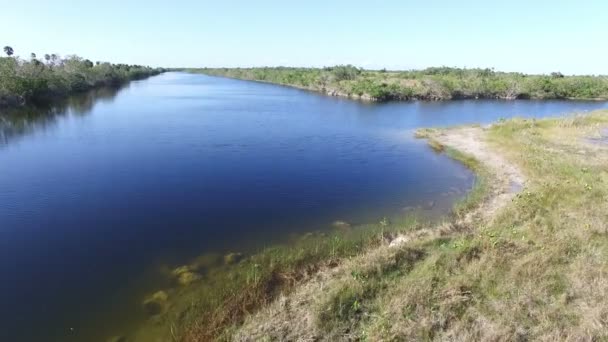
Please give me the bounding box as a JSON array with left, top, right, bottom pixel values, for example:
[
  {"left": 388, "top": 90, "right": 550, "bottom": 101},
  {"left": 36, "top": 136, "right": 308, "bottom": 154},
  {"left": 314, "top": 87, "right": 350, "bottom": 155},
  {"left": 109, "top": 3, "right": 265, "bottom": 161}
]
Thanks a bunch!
[{"left": 0, "top": 85, "right": 125, "bottom": 146}]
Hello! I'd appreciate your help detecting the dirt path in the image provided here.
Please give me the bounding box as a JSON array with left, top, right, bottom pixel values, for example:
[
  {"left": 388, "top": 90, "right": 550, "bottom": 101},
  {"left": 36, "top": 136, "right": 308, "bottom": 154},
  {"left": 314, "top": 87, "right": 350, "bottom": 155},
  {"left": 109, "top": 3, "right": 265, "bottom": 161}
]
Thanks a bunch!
[
  {"left": 434, "top": 127, "right": 525, "bottom": 223},
  {"left": 388, "top": 126, "right": 525, "bottom": 247}
]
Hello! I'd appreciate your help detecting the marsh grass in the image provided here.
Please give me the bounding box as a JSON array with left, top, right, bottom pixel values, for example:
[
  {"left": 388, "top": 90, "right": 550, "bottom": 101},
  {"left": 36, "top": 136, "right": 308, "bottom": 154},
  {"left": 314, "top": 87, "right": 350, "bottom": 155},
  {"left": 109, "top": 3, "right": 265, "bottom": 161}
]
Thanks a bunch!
[{"left": 136, "top": 216, "right": 426, "bottom": 340}]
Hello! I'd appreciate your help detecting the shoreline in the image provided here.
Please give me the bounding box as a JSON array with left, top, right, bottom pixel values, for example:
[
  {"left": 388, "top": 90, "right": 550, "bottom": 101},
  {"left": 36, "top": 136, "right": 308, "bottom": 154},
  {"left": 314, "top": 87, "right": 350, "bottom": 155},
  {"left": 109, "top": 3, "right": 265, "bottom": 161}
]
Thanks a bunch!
[
  {"left": 127, "top": 124, "right": 509, "bottom": 341},
  {"left": 231, "top": 111, "right": 608, "bottom": 340},
  {"left": 0, "top": 73, "right": 164, "bottom": 110},
  {"left": 231, "top": 125, "right": 519, "bottom": 339},
  {"left": 126, "top": 110, "right": 608, "bottom": 341},
  {"left": 188, "top": 69, "right": 608, "bottom": 103}
]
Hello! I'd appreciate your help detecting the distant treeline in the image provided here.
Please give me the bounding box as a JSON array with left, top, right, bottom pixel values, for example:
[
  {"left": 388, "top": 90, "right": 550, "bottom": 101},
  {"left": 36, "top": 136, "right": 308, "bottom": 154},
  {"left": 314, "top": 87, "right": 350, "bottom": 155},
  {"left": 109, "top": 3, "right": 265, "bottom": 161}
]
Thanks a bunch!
[
  {"left": 191, "top": 66, "right": 608, "bottom": 101},
  {"left": 1, "top": 46, "right": 165, "bottom": 107}
]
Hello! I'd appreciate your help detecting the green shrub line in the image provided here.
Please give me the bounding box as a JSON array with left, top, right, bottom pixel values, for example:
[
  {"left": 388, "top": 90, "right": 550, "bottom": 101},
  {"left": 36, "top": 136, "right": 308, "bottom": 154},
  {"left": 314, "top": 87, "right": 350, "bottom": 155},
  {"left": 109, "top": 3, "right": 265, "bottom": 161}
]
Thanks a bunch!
[
  {"left": 0, "top": 46, "right": 165, "bottom": 108},
  {"left": 188, "top": 66, "right": 608, "bottom": 102}
]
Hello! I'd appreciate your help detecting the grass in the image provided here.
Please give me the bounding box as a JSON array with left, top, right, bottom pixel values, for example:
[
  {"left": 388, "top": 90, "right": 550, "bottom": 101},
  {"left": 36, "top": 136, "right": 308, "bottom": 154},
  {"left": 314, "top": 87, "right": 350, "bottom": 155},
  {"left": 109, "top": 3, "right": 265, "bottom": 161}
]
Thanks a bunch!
[
  {"left": 358, "top": 111, "right": 608, "bottom": 340},
  {"left": 133, "top": 216, "right": 427, "bottom": 341},
  {"left": 444, "top": 146, "right": 489, "bottom": 218}
]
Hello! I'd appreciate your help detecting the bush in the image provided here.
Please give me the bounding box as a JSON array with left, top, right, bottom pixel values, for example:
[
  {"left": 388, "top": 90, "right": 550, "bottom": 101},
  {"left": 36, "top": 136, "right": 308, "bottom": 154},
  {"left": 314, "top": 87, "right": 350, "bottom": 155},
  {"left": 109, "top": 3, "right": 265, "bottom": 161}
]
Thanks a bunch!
[
  {"left": 331, "top": 65, "right": 361, "bottom": 81},
  {"left": 194, "top": 67, "right": 608, "bottom": 101}
]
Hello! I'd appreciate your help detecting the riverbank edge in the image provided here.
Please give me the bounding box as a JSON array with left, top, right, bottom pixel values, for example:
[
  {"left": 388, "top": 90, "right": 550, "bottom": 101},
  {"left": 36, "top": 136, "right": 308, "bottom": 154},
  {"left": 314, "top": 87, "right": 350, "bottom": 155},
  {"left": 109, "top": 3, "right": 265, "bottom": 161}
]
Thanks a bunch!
[
  {"left": 230, "top": 111, "right": 608, "bottom": 340},
  {"left": 187, "top": 71, "right": 378, "bottom": 102},
  {"left": 129, "top": 126, "right": 498, "bottom": 341},
  {"left": 0, "top": 71, "right": 165, "bottom": 110},
  {"left": 185, "top": 69, "right": 608, "bottom": 103},
  {"left": 227, "top": 124, "right": 518, "bottom": 339}
]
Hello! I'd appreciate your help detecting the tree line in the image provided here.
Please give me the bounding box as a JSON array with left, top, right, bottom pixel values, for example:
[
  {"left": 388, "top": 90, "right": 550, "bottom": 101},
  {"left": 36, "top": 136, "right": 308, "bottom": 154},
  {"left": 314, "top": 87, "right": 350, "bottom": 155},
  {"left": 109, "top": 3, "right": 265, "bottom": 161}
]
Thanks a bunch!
[
  {"left": 1, "top": 46, "right": 165, "bottom": 107},
  {"left": 193, "top": 65, "right": 608, "bottom": 102}
]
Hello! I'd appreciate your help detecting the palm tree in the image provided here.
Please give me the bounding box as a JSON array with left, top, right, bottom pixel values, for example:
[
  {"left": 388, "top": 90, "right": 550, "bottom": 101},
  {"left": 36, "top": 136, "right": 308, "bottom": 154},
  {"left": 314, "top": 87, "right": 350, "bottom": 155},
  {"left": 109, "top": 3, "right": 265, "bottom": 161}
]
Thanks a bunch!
[
  {"left": 3, "top": 46, "right": 14, "bottom": 56},
  {"left": 44, "top": 54, "right": 51, "bottom": 63}
]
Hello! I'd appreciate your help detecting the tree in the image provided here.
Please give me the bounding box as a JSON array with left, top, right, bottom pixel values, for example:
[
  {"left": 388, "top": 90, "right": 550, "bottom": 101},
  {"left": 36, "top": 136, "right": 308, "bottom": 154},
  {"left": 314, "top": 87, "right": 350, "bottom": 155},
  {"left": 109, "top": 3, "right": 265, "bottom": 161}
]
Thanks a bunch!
[
  {"left": 3, "top": 46, "right": 14, "bottom": 56},
  {"left": 44, "top": 54, "right": 51, "bottom": 63},
  {"left": 332, "top": 64, "right": 361, "bottom": 81},
  {"left": 30, "top": 53, "right": 36, "bottom": 59}
]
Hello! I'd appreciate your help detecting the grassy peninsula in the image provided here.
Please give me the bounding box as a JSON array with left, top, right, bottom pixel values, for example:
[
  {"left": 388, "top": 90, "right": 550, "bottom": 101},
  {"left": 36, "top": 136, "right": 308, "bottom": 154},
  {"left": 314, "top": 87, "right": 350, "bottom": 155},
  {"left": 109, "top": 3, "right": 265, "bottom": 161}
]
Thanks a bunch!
[
  {"left": 191, "top": 66, "right": 608, "bottom": 102},
  {"left": 126, "top": 110, "right": 608, "bottom": 341},
  {"left": 0, "top": 46, "right": 164, "bottom": 108}
]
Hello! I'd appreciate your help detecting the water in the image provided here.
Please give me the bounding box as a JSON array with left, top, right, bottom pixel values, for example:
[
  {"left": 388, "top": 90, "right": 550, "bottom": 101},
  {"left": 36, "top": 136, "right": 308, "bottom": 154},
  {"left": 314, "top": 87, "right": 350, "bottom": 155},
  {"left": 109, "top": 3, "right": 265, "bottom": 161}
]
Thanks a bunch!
[{"left": 0, "top": 72, "right": 605, "bottom": 341}]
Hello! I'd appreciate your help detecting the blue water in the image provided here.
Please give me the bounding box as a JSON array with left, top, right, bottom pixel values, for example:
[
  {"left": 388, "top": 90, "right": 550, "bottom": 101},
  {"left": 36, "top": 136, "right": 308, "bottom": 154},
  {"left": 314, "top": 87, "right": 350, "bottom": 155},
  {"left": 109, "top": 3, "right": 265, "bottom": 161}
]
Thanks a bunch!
[{"left": 0, "top": 72, "right": 605, "bottom": 341}]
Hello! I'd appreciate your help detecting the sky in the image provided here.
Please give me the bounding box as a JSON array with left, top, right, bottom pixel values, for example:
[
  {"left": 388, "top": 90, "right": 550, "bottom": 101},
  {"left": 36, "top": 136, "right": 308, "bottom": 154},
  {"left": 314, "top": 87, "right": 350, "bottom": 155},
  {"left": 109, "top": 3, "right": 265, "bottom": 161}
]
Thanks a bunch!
[{"left": 1, "top": 0, "right": 607, "bottom": 74}]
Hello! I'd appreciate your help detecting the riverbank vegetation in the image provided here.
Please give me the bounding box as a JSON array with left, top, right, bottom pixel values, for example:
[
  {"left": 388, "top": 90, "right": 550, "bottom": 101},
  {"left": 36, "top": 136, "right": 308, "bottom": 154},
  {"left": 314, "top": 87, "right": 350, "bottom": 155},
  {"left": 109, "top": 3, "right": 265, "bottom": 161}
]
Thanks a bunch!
[
  {"left": 0, "top": 46, "right": 164, "bottom": 107},
  {"left": 126, "top": 110, "right": 608, "bottom": 341},
  {"left": 191, "top": 66, "right": 608, "bottom": 102}
]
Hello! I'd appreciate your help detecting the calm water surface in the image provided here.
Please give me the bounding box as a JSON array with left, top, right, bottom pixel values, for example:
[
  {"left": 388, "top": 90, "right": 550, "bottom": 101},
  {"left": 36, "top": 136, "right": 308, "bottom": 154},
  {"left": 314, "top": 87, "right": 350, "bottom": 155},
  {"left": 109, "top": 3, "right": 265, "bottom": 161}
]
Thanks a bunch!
[{"left": 0, "top": 72, "right": 606, "bottom": 341}]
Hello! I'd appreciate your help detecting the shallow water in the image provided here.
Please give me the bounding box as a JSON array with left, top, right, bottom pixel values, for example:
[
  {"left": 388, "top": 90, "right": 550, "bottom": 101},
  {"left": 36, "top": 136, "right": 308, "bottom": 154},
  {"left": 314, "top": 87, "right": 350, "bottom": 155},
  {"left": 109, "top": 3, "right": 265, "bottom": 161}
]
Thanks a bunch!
[{"left": 0, "top": 72, "right": 606, "bottom": 341}]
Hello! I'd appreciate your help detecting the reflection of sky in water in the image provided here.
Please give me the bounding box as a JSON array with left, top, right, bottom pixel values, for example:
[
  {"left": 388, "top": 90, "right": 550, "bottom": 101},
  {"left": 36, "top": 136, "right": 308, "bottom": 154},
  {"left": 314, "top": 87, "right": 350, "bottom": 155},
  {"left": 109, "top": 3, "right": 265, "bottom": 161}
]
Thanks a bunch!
[{"left": 0, "top": 72, "right": 606, "bottom": 341}]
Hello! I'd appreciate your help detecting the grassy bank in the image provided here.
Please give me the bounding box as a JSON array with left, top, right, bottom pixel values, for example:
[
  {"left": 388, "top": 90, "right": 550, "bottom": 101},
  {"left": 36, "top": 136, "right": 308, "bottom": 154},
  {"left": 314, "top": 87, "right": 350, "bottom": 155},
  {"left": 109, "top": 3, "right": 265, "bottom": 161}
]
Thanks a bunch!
[
  {"left": 0, "top": 47, "right": 164, "bottom": 108},
  {"left": 189, "top": 66, "right": 608, "bottom": 102}
]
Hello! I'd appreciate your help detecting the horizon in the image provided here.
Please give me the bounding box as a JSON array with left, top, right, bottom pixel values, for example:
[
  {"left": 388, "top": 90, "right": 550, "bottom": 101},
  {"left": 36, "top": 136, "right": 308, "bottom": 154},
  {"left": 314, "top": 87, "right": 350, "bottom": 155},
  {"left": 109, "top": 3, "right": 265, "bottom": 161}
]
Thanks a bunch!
[{"left": 2, "top": 0, "right": 608, "bottom": 75}]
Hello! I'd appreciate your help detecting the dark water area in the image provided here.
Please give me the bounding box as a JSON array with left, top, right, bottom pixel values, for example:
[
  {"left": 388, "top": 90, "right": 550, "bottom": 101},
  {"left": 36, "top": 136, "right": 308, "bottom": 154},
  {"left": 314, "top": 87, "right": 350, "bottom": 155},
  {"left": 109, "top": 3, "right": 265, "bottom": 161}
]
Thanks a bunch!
[{"left": 0, "top": 72, "right": 606, "bottom": 341}]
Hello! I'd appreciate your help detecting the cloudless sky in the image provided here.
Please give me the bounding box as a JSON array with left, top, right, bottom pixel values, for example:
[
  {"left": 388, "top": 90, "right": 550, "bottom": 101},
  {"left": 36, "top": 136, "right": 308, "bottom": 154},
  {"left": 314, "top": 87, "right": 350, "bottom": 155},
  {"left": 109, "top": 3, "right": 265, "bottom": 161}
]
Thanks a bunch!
[{"left": 1, "top": 0, "right": 607, "bottom": 74}]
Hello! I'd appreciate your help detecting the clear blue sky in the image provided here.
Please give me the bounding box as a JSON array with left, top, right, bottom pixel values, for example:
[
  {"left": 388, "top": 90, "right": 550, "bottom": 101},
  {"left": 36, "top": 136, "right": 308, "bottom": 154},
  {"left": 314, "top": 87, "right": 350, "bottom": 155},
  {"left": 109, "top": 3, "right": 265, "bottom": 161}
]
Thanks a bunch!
[{"left": 2, "top": 0, "right": 607, "bottom": 74}]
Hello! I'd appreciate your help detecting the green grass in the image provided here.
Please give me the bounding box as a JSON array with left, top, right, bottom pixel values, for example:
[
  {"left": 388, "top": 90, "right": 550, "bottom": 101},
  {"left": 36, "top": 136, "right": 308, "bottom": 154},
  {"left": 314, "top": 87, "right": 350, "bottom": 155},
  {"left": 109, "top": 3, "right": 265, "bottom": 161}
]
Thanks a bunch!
[
  {"left": 444, "top": 146, "right": 490, "bottom": 217},
  {"left": 134, "top": 217, "right": 425, "bottom": 341}
]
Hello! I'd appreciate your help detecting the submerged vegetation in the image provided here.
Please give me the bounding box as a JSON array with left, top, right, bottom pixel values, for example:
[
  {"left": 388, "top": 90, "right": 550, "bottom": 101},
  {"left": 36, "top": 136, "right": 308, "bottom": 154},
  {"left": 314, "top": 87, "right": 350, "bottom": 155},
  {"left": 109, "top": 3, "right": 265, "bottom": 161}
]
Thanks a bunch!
[
  {"left": 126, "top": 110, "right": 608, "bottom": 341},
  {"left": 191, "top": 66, "right": 608, "bottom": 102},
  {"left": 0, "top": 46, "right": 164, "bottom": 107}
]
